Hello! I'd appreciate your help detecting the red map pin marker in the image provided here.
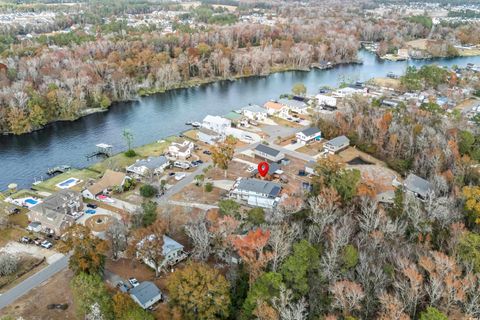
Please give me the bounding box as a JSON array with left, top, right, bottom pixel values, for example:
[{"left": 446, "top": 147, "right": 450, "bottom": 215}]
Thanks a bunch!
[{"left": 258, "top": 162, "right": 269, "bottom": 177}]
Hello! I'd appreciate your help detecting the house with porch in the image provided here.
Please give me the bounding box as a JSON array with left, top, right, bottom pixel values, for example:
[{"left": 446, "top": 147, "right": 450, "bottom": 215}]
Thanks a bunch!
[
  {"left": 229, "top": 178, "right": 282, "bottom": 209},
  {"left": 202, "top": 115, "right": 231, "bottom": 135},
  {"left": 296, "top": 127, "right": 321, "bottom": 144},
  {"left": 82, "top": 169, "right": 130, "bottom": 200},
  {"left": 197, "top": 127, "right": 223, "bottom": 145},
  {"left": 139, "top": 235, "right": 188, "bottom": 273},
  {"left": 323, "top": 135, "right": 350, "bottom": 154},
  {"left": 264, "top": 101, "right": 288, "bottom": 118},
  {"left": 403, "top": 174, "right": 433, "bottom": 201},
  {"left": 240, "top": 104, "right": 268, "bottom": 121},
  {"left": 278, "top": 98, "right": 308, "bottom": 114},
  {"left": 168, "top": 140, "right": 194, "bottom": 160},
  {"left": 253, "top": 144, "right": 285, "bottom": 162},
  {"left": 130, "top": 281, "right": 163, "bottom": 310},
  {"left": 126, "top": 156, "right": 170, "bottom": 177},
  {"left": 28, "top": 189, "right": 83, "bottom": 235}
]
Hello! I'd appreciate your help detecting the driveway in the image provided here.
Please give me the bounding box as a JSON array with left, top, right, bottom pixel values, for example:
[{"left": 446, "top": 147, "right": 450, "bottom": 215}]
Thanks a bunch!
[
  {"left": 76, "top": 207, "right": 121, "bottom": 225},
  {"left": 0, "top": 254, "right": 69, "bottom": 310},
  {"left": 260, "top": 125, "right": 301, "bottom": 140},
  {"left": 211, "top": 180, "right": 235, "bottom": 190}
]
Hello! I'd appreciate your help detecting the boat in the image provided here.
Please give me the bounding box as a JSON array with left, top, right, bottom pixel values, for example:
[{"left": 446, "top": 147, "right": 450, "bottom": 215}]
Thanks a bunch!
[
  {"left": 46, "top": 165, "right": 71, "bottom": 175},
  {"left": 191, "top": 122, "right": 201, "bottom": 128},
  {"left": 185, "top": 121, "right": 192, "bottom": 125}
]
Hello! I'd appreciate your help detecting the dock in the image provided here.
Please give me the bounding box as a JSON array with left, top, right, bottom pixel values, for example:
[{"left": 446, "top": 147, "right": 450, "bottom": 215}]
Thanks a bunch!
[
  {"left": 46, "top": 165, "right": 71, "bottom": 175},
  {"left": 86, "top": 143, "right": 113, "bottom": 159}
]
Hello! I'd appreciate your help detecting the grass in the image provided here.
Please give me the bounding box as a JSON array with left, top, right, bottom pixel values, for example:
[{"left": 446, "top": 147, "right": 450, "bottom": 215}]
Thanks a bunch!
[
  {"left": 271, "top": 116, "right": 301, "bottom": 128},
  {"left": 8, "top": 212, "right": 29, "bottom": 228},
  {"left": 32, "top": 168, "right": 100, "bottom": 193},
  {"left": 0, "top": 227, "right": 28, "bottom": 247},
  {"left": 0, "top": 256, "right": 46, "bottom": 291},
  {"left": 182, "top": 129, "right": 199, "bottom": 141}
]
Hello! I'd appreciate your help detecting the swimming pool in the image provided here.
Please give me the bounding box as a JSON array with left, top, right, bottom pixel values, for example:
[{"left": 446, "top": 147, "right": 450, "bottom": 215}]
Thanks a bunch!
[
  {"left": 56, "top": 177, "right": 80, "bottom": 189},
  {"left": 25, "top": 198, "right": 38, "bottom": 205}
]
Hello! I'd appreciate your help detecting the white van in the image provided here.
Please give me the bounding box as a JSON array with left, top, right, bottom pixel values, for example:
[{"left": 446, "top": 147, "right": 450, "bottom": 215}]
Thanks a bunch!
[{"left": 174, "top": 161, "right": 190, "bottom": 169}]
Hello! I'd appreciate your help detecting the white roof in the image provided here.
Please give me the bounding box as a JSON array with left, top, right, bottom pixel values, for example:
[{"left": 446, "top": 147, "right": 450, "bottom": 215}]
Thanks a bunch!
[{"left": 203, "top": 115, "right": 230, "bottom": 125}]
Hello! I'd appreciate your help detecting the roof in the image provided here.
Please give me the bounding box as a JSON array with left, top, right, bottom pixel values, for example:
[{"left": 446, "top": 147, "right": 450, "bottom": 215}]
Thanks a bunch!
[
  {"left": 236, "top": 178, "right": 282, "bottom": 197},
  {"left": 305, "top": 160, "right": 316, "bottom": 169},
  {"left": 129, "top": 156, "right": 169, "bottom": 171},
  {"left": 300, "top": 127, "right": 321, "bottom": 137},
  {"left": 242, "top": 104, "right": 267, "bottom": 113},
  {"left": 223, "top": 111, "right": 243, "bottom": 121},
  {"left": 278, "top": 98, "right": 307, "bottom": 109},
  {"left": 198, "top": 127, "right": 221, "bottom": 136},
  {"left": 129, "top": 281, "right": 161, "bottom": 306},
  {"left": 404, "top": 174, "right": 432, "bottom": 197},
  {"left": 327, "top": 135, "right": 350, "bottom": 148},
  {"left": 32, "top": 189, "right": 80, "bottom": 213},
  {"left": 253, "top": 162, "right": 281, "bottom": 175},
  {"left": 28, "top": 221, "right": 41, "bottom": 228},
  {"left": 87, "top": 170, "right": 126, "bottom": 195},
  {"left": 203, "top": 115, "right": 230, "bottom": 125},
  {"left": 264, "top": 101, "right": 283, "bottom": 110},
  {"left": 163, "top": 235, "right": 184, "bottom": 255},
  {"left": 254, "top": 144, "right": 281, "bottom": 157}
]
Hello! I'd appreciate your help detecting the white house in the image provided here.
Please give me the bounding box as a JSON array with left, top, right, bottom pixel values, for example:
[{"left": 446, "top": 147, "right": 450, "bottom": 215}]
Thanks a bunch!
[
  {"left": 168, "top": 140, "right": 194, "bottom": 159},
  {"left": 229, "top": 178, "right": 282, "bottom": 209},
  {"left": 126, "top": 156, "right": 170, "bottom": 177},
  {"left": 197, "top": 127, "right": 223, "bottom": 145},
  {"left": 129, "top": 281, "right": 162, "bottom": 310},
  {"left": 253, "top": 144, "right": 285, "bottom": 162},
  {"left": 202, "top": 115, "right": 231, "bottom": 135},
  {"left": 316, "top": 94, "right": 337, "bottom": 109},
  {"left": 305, "top": 161, "right": 317, "bottom": 175},
  {"left": 264, "top": 101, "right": 289, "bottom": 117},
  {"left": 241, "top": 104, "right": 268, "bottom": 121},
  {"left": 296, "top": 127, "right": 322, "bottom": 144},
  {"left": 323, "top": 135, "right": 350, "bottom": 154},
  {"left": 332, "top": 87, "right": 367, "bottom": 98},
  {"left": 225, "top": 127, "right": 261, "bottom": 143},
  {"left": 139, "top": 235, "right": 188, "bottom": 272},
  {"left": 278, "top": 98, "right": 308, "bottom": 114}
]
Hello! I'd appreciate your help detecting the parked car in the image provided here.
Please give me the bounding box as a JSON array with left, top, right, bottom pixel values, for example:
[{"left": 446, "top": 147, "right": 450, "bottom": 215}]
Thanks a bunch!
[
  {"left": 174, "top": 161, "right": 190, "bottom": 169},
  {"left": 190, "top": 161, "right": 198, "bottom": 167},
  {"left": 203, "top": 150, "right": 212, "bottom": 155},
  {"left": 86, "top": 203, "right": 98, "bottom": 209},
  {"left": 298, "top": 170, "right": 307, "bottom": 177},
  {"left": 20, "top": 236, "right": 32, "bottom": 244},
  {"left": 129, "top": 278, "right": 139, "bottom": 287},
  {"left": 168, "top": 172, "right": 176, "bottom": 177},
  {"left": 175, "top": 173, "right": 186, "bottom": 181},
  {"left": 33, "top": 238, "right": 42, "bottom": 245},
  {"left": 116, "top": 281, "right": 130, "bottom": 293},
  {"left": 41, "top": 240, "right": 53, "bottom": 249},
  {"left": 196, "top": 159, "right": 204, "bottom": 164},
  {"left": 291, "top": 139, "right": 297, "bottom": 144}
]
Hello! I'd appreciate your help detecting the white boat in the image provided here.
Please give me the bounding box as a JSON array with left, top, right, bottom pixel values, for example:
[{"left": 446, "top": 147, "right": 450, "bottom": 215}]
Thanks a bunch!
[{"left": 191, "top": 122, "right": 201, "bottom": 128}]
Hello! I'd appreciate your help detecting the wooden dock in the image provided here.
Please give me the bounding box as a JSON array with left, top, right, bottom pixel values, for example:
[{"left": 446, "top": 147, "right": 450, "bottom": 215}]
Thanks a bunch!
[
  {"left": 86, "top": 143, "right": 113, "bottom": 159},
  {"left": 46, "top": 165, "right": 71, "bottom": 175}
]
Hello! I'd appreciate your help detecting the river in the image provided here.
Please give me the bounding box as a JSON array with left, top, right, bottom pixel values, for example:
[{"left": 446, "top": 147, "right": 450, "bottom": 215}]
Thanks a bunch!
[{"left": 2, "top": 50, "right": 480, "bottom": 189}]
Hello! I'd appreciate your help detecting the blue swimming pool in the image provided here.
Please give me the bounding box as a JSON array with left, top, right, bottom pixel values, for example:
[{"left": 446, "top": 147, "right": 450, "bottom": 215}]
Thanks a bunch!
[
  {"left": 60, "top": 178, "right": 76, "bottom": 187},
  {"left": 85, "top": 209, "right": 96, "bottom": 214},
  {"left": 25, "top": 198, "right": 38, "bottom": 205}
]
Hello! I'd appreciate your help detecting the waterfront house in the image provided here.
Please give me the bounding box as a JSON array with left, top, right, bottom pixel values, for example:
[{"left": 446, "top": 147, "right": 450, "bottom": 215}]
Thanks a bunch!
[
  {"left": 332, "top": 86, "right": 367, "bottom": 98},
  {"left": 278, "top": 98, "right": 308, "bottom": 114},
  {"left": 82, "top": 169, "right": 129, "bottom": 200},
  {"left": 253, "top": 144, "right": 285, "bottom": 162},
  {"left": 126, "top": 156, "right": 170, "bottom": 177},
  {"left": 202, "top": 115, "right": 231, "bottom": 135},
  {"left": 323, "top": 135, "right": 350, "bottom": 154},
  {"left": 168, "top": 140, "right": 194, "bottom": 160},
  {"left": 229, "top": 178, "right": 282, "bottom": 209},
  {"left": 28, "top": 189, "right": 82, "bottom": 235},
  {"left": 225, "top": 127, "right": 261, "bottom": 143},
  {"left": 138, "top": 235, "right": 188, "bottom": 273},
  {"left": 129, "top": 281, "right": 162, "bottom": 309},
  {"left": 264, "top": 101, "right": 288, "bottom": 117},
  {"left": 296, "top": 127, "right": 321, "bottom": 144},
  {"left": 240, "top": 104, "right": 268, "bottom": 121},
  {"left": 197, "top": 127, "right": 223, "bottom": 145},
  {"left": 403, "top": 174, "right": 433, "bottom": 201}
]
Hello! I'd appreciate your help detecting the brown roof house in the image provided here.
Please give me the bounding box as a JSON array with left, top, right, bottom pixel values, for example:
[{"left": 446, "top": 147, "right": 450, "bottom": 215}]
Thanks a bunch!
[
  {"left": 82, "top": 169, "right": 129, "bottom": 200},
  {"left": 28, "top": 189, "right": 83, "bottom": 235}
]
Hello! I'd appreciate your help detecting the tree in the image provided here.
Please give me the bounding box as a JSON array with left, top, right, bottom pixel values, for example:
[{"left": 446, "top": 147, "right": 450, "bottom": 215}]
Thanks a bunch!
[
  {"left": 462, "top": 186, "right": 480, "bottom": 226},
  {"left": 106, "top": 219, "right": 128, "bottom": 260},
  {"left": 242, "top": 272, "right": 283, "bottom": 320},
  {"left": 141, "top": 200, "right": 158, "bottom": 227},
  {"left": 292, "top": 83, "right": 306, "bottom": 96},
  {"left": 329, "top": 280, "right": 365, "bottom": 317},
  {"left": 194, "top": 174, "right": 205, "bottom": 186},
  {"left": 211, "top": 135, "right": 236, "bottom": 177},
  {"left": 280, "top": 240, "right": 319, "bottom": 298},
  {"left": 233, "top": 229, "right": 273, "bottom": 285},
  {"left": 59, "top": 225, "right": 108, "bottom": 275},
  {"left": 112, "top": 292, "right": 154, "bottom": 320},
  {"left": 341, "top": 244, "right": 358, "bottom": 272},
  {"left": 313, "top": 158, "right": 361, "bottom": 202},
  {"left": 272, "top": 286, "right": 309, "bottom": 320},
  {"left": 167, "top": 262, "right": 230, "bottom": 320},
  {"left": 184, "top": 216, "right": 211, "bottom": 261},
  {"left": 129, "top": 220, "right": 166, "bottom": 277},
  {"left": 205, "top": 182, "right": 213, "bottom": 192},
  {"left": 71, "top": 272, "right": 114, "bottom": 320},
  {"left": 247, "top": 207, "right": 265, "bottom": 225},
  {"left": 457, "top": 231, "right": 480, "bottom": 273},
  {"left": 140, "top": 184, "right": 158, "bottom": 198},
  {"left": 218, "top": 199, "right": 241, "bottom": 217},
  {"left": 0, "top": 254, "right": 18, "bottom": 276},
  {"left": 122, "top": 129, "right": 136, "bottom": 157},
  {"left": 419, "top": 307, "right": 448, "bottom": 320}
]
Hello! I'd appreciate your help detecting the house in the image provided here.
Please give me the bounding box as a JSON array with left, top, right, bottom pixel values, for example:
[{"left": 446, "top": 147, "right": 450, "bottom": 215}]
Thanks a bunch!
[
  {"left": 278, "top": 98, "right": 308, "bottom": 114},
  {"left": 403, "top": 174, "right": 433, "bottom": 200},
  {"left": 264, "top": 101, "right": 288, "bottom": 117},
  {"left": 241, "top": 104, "right": 268, "bottom": 121},
  {"left": 315, "top": 94, "right": 337, "bottom": 110},
  {"left": 197, "top": 127, "right": 223, "bottom": 145},
  {"left": 126, "top": 156, "right": 170, "bottom": 177},
  {"left": 28, "top": 190, "right": 83, "bottom": 235},
  {"left": 253, "top": 144, "right": 285, "bottom": 162},
  {"left": 225, "top": 127, "right": 261, "bottom": 143},
  {"left": 168, "top": 140, "right": 194, "bottom": 160},
  {"left": 323, "top": 135, "right": 350, "bottom": 154},
  {"left": 305, "top": 161, "right": 317, "bottom": 175},
  {"left": 27, "top": 221, "right": 42, "bottom": 233},
  {"left": 252, "top": 161, "right": 283, "bottom": 177},
  {"left": 82, "top": 170, "right": 129, "bottom": 200},
  {"left": 129, "top": 281, "right": 162, "bottom": 310},
  {"left": 296, "top": 127, "right": 321, "bottom": 144},
  {"left": 229, "top": 178, "right": 282, "bottom": 209},
  {"left": 139, "top": 235, "right": 188, "bottom": 272},
  {"left": 201, "top": 115, "right": 231, "bottom": 135},
  {"left": 332, "top": 86, "right": 367, "bottom": 98}
]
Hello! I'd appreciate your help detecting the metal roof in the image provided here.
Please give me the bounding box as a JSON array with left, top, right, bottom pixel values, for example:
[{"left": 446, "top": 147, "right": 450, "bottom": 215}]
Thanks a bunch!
[
  {"left": 237, "top": 178, "right": 282, "bottom": 197},
  {"left": 254, "top": 144, "right": 281, "bottom": 157},
  {"left": 404, "top": 174, "right": 432, "bottom": 198},
  {"left": 130, "top": 156, "right": 168, "bottom": 170},
  {"left": 300, "top": 127, "right": 321, "bottom": 137},
  {"left": 278, "top": 98, "right": 307, "bottom": 109},
  {"left": 129, "top": 281, "right": 161, "bottom": 306},
  {"left": 327, "top": 135, "right": 350, "bottom": 148},
  {"left": 242, "top": 104, "right": 267, "bottom": 113}
]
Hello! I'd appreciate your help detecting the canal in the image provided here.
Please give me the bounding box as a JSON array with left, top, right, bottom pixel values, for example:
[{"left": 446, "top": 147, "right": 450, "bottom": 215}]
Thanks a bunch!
[{"left": 2, "top": 50, "right": 480, "bottom": 189}]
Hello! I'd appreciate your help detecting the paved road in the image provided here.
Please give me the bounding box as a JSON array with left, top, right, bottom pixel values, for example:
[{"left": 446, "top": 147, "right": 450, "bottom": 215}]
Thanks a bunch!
[{"left": 0, "top": 254, "right": 69, "bottom": 310}]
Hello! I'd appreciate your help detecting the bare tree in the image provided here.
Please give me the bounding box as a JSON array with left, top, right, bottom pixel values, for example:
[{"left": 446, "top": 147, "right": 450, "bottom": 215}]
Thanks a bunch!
[
  {"left": 184, "top": 216, "right": 211, "bottom": 261},
  {"left": 0, "top": 253, "right": 18, "bottom": 276},
  {"left": 330, "top": 280, "right": 365, "bottom": 317},
  {"left": 269, "top": 222, "right": 300, "bottom": 272},
  {"left": 106, "top": 219, "right": 128, "bottom": 260},
  {"left": 272, "top": 286, "right": 309, "bottom": 320}
]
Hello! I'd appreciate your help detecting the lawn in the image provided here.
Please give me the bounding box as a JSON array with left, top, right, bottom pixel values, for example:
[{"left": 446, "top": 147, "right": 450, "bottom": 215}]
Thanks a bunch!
[
  {"left": 32, "top": 168, "right": 101, "bottom": 193},
  {"left": 271, "top": 116, "right": 302, "bottom": 128},
  {"left": 0, "top": 227, "right": 28, "bottom": 247},
  {"left": 0, "top": 255, "right": 45, "bottom": 291}
]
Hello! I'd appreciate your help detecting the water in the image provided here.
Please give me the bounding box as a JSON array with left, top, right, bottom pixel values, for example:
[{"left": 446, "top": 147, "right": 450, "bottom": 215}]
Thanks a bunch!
[{"left": 2, "top": 50, "right": 480, "bottom": 189}]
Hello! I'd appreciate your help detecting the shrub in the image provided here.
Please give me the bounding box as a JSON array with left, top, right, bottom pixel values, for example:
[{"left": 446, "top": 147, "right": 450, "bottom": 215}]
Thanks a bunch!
[
  {"left": 419, "top": 307, "right": 448, "bottom": 320},
  {"left": 205, "top": 182, "right": 213, "bottom": 192},
  {"left": 139, "top": 184, "right": 157, "bottom": 198},
  {"left": 247, "top": 208, "right": 265, "bottom": 225},
  {"left": 124, "top": 149, "right": 137, "bottom": 157},
  {"left": 0, "top": 254, "right": 18, "bottom": 276}
]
